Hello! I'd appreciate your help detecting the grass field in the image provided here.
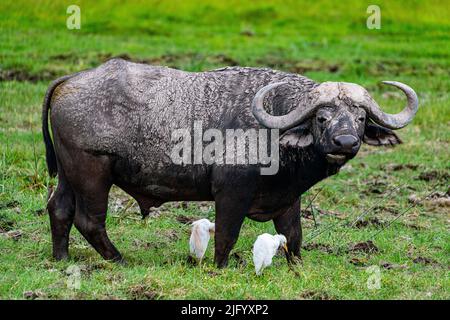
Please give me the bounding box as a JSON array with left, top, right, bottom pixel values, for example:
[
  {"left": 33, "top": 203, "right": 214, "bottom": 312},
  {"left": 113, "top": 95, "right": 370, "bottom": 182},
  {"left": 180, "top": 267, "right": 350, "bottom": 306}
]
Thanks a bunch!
[{"left": 0, "top": 0, "right": 449, "bottom": 299}]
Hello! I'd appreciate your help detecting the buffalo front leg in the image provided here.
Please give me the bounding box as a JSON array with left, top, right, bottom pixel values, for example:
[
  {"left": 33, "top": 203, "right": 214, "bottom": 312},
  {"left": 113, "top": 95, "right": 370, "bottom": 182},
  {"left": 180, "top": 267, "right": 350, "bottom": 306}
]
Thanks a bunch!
[
  {"left": 273, "top": 199, "right": 302, "bottom": 263},
  {"left": 213, "top": 192, "right": 253, "bottom": 268}
]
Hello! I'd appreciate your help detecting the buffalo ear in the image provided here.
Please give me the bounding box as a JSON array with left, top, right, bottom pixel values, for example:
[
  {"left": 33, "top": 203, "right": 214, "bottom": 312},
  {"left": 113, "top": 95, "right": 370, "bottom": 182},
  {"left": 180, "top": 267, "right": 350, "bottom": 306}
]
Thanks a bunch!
[
  {"left": 280, "top": 125, "right": 313, "bottom": 148},
  {"left": 363, "top": 122, "right": 402, "bottom": 146}
]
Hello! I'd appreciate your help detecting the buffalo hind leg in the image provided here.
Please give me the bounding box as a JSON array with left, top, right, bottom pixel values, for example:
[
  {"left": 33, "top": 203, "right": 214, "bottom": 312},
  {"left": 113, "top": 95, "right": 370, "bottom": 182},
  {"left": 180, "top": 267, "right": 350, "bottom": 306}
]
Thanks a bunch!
[
  {"left": 73, "top": 191, "right": 123, "bottom": 262},
  {"left": 273, "top": 199, "right": 302, "bottom": 263},
  {"left": 47, "top": 173, "right": 75, "bottom": 260},
  {"left": 66, "top": 152, "right": 123, "bottom": 262}
]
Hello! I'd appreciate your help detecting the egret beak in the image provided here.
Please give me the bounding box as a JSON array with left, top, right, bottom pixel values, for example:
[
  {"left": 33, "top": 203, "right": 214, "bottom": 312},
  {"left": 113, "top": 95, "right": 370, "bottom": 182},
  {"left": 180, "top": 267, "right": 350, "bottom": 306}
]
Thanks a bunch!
[{"left": 283, "top": 244, "right": 288, "bottom": 253}]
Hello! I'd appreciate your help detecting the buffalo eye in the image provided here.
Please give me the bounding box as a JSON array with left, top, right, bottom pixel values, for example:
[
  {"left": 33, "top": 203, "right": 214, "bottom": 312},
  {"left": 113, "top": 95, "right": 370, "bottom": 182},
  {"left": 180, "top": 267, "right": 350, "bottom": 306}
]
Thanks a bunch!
[
  {"left": 317, "top": 115, "right": 329, "bottom": 124},
  {"left": 357, "top": 116, "right": 366, "bottom": 123}
]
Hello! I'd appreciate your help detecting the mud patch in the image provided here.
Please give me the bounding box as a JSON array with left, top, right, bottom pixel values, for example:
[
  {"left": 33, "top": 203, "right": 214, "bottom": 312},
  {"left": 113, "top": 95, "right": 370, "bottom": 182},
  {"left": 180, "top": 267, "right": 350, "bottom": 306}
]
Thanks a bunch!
[
  {"left": 363, "top": 179, "right": 389, "bottom": 195},
  {"left": 186, "top": 255, "right": 197, "bottom": 266},
  {"left": 1, "top": 52, "right": 239, "bottom": 84},
  {"left": 299, "top": 290, "right": 332, "bottom": 300},
  {"left": 416, "top": 170, "right": 449, "bottom": 183},
  {"left": 100, "top": 52, "right": 239, "bottom": 68},
  {"left": 348, "top": 241, "right": 379, "bottom": 254},
  {"left": 408, "top": 191, "right": 450, "bottom": 207},
  {"left": 0, "top": 213, "right": 15, "bottom": 232},
  {"left": 231, "top": 252, "right": 247, "bottom": 267},
  {"left": 401, "top": 222, "right": 425, "bottom": 230},
  {"left": 412, "top": 256, "right": 440, "bottom": 267},
  {"left": 383, "top": 163, "right": 419, "bottom": 172},
  {"left": 23, "top": 290, "right": 47, "bottom": 300},
  {"left": 1, "top": 229, "right": 22, "bottom": 241},
  {"left": 0, "top": 200, "right": 20, "bottom": 210},
  {"left": 240, "top": 29, "right": 255, "bottom": 37},
  {"left": 364, "top": 60, "right": 448, "bottom": 77},
  {"left": 256, "top": 56, "right": 340, "bottom": 74},
  {"left": 0, "top": 69, "right": 58, "bottom": 83},
  {"left": 302, "top": 206, "right": 343, "bottom": 220},
  {"left": 160, "top": 229, "right": 180, "bottom": 241},
  {"left": 133, "top": 239, "right": 165, "bottom": 250},
  {"left": 349, "top": 257, "right": 368, "bottom": 267},
  {"left": 380, "top": 261, "right": 408, "bottom": 270},
  {"left": 33, "top": 208, "right": 46, "bottom": 216},
  {"left": 352, "top": 217, "right": 386, "bottom": 229},
  {"left": 302, "top": 243, "right": 334, "bottom": 254},
  {"left": 128, "top": 284, "right": 160, "bottom": 300},
  {"left": 373, "top": 205, "right": 399, "bottom": 216},
  {"left": 176, "top": 215, "right": 201, "bottom": 225}
]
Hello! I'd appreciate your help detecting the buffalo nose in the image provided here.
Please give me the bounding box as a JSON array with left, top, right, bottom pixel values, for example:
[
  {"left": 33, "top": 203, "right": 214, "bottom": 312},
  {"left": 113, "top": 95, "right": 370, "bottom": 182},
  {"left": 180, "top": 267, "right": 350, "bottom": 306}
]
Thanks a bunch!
[{"left": 333, "top": 135, "right": 359, "bottom": 152}]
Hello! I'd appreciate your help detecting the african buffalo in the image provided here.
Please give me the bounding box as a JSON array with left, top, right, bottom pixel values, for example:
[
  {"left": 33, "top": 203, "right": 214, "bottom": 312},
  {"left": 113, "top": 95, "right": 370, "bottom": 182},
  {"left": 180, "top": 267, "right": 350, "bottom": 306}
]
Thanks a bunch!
[{"left": 43, "top": 58, "right": 418, "bottom": 267}]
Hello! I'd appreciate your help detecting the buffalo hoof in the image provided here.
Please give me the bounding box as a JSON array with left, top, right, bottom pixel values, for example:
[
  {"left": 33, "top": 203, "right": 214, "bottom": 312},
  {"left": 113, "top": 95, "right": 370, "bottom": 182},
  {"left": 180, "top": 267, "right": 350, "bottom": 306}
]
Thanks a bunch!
[
  {"left": 287, "top": 255, "right": 302, "bottom": 266},
  {"left": 53, "top": 252, "right": 69, "bottom": 261}
]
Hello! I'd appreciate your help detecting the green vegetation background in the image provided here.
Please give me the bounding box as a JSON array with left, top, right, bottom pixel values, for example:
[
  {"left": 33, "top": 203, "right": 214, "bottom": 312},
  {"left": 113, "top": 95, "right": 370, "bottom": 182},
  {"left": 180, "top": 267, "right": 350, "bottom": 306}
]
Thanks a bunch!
[{"left": 0, "top": 0, "right": 449, "bottom": 299}]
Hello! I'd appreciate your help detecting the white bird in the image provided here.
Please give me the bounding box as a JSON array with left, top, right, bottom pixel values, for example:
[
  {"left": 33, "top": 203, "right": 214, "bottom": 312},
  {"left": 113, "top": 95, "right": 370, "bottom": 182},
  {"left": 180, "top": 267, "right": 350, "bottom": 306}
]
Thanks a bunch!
[
  {"left": 189, "top": 219, "right": 215, "bottom": 262},
  {"left": 253, "top": 233, "right": 288, "bottom": 275}
]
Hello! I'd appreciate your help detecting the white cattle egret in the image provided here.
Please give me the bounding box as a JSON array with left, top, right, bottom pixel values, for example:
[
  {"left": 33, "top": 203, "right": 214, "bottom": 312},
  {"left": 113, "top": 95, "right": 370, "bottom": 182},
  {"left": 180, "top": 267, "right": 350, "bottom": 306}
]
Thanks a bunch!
[
  {"left": 189, "top": 219, "right": 215, "bottom": 262},
  {"left": 253, "top": 233, "right": 288, "bottom": 275}
]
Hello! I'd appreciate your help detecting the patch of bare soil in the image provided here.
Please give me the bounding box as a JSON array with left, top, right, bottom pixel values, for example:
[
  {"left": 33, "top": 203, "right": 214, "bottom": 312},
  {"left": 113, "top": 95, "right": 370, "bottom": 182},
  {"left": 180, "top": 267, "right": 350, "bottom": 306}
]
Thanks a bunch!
[
  {"left": 231, "top": 252, "right": 247, "bottom": 267},
  {"left": 99, "top": 52, "right": 239, "bottom": 68},
  {"left": 348, "top": 240, "right": 379, "bottom": 254},
  {"left": 160, "top": 229, "right": 180, "bottom": 241},
  {"left": 379, "top": 261, "right": 408, "bottom": 270},
  {"left": 382, "top": 163, "right": 420, "bottom": 172},
  {"left": 365, "top": 60, "right": 447, "bottom": 77},
  {"left": 349, "top": 257, "right": 368, "bottom": 267},
  {"left": 301, "top": 209, "right": 315, "bottom": 220},
  {"left": 133, "top": 239, "right": 165, "bottom": 250},
  {"left": 207, "top": 270, "right": 220, "bottom": 277},
  {"left": 0, "top": 200, "right": 20, "bottom": 210},
  {"left": 412, "top": 256, "right": 440, "bottom": 267},
  {"left": 301, "top": 206, "right": 343, "bottom": 220},
  {"left": 353, "top": 217, "right": 386, "bottom": 229},
  {"left": 176, "top": 215, "right": 201, "bottom": 225},
  {"left": 363, "top": 178, "right": 389, "bottom": 195},
  {"left": 302, "top": 243, "right": 334, "bottom": 254},
  {"left": 401, "top": 222, "right": 426, "bottom": 230},
  {"left": 1, "top": 229, "right": 22, "bottom": 241},
  {"left": 33, "top": 208, "right": 46, "bottom": 216},
  {"left": 240, "top": 29, "right": 255, "bottom": 37},
  {"left": 408, "top": 190, "right": 450, "bottom": 207},
  {"left": 73, "top": 262, "right": 111, "bottom": 277},
  {"left": 299, "top": 290, "right": 332, "bottom": 300},
  {"left": 373, "top": 204, "right": 399, "bottom": 216},
  {"left": 23, "top": 290, "right": 47, "bottom": 300},
  {"left": 0, "top": 213, "right": 15, "bottom": 233},
  {"left": 186, "top": 255, "right": 197, "bottom": 266},
  {"left": 0, "top": 69, "right": 57, "bottom": 82},
  {"left": 256, "top": 56, "right": 340, "bottom": 74},
  {"left": 416, "top": 170, "right": 449, "bottom": 182},
  {"left": 128, "top": 284, "right": 160, "bottom": 300}
]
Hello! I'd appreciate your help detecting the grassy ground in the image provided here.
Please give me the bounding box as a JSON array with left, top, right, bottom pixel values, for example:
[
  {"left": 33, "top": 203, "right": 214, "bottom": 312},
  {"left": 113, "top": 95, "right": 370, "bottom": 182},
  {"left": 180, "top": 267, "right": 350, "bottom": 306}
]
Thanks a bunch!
[{"left": 0, "top": 0, "right": 449, "bottom": 299}]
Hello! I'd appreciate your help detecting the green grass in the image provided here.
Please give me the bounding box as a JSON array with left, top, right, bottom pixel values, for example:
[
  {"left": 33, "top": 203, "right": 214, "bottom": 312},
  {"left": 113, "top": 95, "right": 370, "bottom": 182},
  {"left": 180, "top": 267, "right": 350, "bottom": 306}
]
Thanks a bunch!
[{"left": 0, "top": 0, "right": 449, "bottom": 300}]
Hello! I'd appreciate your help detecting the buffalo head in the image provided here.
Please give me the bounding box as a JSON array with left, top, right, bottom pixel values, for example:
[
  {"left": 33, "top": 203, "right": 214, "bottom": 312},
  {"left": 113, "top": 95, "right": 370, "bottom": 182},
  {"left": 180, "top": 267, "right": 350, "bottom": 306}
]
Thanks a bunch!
[{"left": 251, "top": 81, "right": 418, "bottom": 165}]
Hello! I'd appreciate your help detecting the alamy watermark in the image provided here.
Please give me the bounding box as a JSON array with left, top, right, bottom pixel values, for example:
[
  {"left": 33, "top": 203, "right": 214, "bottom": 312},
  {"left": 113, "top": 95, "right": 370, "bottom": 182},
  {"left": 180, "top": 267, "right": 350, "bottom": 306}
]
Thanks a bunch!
[
  {"left": 66, "top": 265, "right": 81, "bottom": 290},
  {"left": 66, "top": 5, "right": 81, "bottom": 30},
  {"left": 366, "top": 5, "right": 381, "bottom": 29},
  {"left": 366, "top": 265, "right": 381, "bottom": 290},
  {"left": 170, "top": 121, "right": 280, "bottom": 175}
]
